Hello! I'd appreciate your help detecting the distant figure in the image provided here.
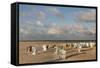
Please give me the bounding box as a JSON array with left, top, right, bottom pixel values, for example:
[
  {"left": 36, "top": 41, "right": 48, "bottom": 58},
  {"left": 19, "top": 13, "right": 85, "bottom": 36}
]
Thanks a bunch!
[
  {"left": 26, "top": 46, "right": 32, "bottom": 53},
  {"left": 78, "top": 43, "right": 82, "bottom": 53},
  {"left": 90, "top": 42, "right": 95, "bottom": 48},
  {"left": 60, "top": 49, "right": 66, "bottom": 59},
  {"left": 54, "top": 46, "right": 66, "bottom": 59},
  {"left": 86, "top": 43, "right": 89, "bottom": 47},
  {"left": 32, "top": 47, "right": 36, "bottom": 55},
  {"left": 52, "top": 45, "right": 56, "bottom": 48},
  {"left": 42, "top": 45, "right": 47, "bottom": 51},
  {"left": 82, "top": 42, "right": 85, "bottom": 48},
  {"left": 54, "top": 46, "right": 61, "bottom": 59},
  {"left": 73, "top": 43, "right": 77, "bottom": 48},
  {"left": 54, "top": 46, "right": 59, "bottom": 54},
  {"left": 69, "top": 43, "right": 72, "bottom": 48}
]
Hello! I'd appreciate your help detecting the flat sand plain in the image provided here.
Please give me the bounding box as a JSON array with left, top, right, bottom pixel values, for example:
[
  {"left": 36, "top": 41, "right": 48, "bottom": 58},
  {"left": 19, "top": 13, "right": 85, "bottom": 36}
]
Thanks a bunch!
[{"left": 19, "top": 41, "right": 96, "bottom": 64}]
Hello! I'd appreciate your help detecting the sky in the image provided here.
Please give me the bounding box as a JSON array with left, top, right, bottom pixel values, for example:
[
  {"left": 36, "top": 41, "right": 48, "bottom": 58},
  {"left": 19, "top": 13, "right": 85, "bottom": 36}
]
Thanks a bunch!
[{"left": 19, "top": 4, "right": 96, "bottom": 40}]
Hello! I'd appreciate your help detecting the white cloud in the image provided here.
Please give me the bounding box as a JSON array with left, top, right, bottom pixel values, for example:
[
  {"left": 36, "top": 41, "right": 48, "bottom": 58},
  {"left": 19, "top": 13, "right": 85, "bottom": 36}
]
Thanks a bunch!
[
  {"left": 70, "top": 23, "right": 96, "bottom": 36},
  {"left": 89, "top": 28, "right": 96, "bottom": 35},
  {"left": 20, "top": 28, "right": 29, "bottom": 35},
  {"left": 74, "top": 24, "right": 85, "bottom": 33},
  {"left": 36, "top": 11, "right": 46, "bottom": 21},
  {"left": 47, "top": 27, "right": 62, "bottom": 35},
  {"left": 34, "top": 11, "right": 46, "bottom": 27},
  {"left": 50, "top": 7, "right": 59, "bottom": 14},
  {"left": 47, "top": 23, "right": 68, "bottom": 35},
  {"left": 47, "top": 23, "right": 60, "bottom": 35},
  {"left": 36, "top": 21, "right": 43, "bottom": 26},
  {"left": 47, "top": 7, "right": 64, "bottom": 19},
  {"left": 78, "top": 9, "right": 96, "bottom": 22}
]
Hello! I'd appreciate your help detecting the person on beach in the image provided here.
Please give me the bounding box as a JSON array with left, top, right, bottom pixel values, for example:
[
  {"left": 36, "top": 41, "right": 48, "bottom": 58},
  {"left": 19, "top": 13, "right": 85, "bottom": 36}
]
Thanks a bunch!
[
  {"left": 60, "top": 49, "right": 66, "bottom": 59},
  {"left": 43, "top": 45, "right": 47, "bottom": 51},
  {"left": 78, "top": 43, "right": 82, "bottom": 53},
  {"left": 26, "top": 45, "right": 32, "bottom": 53},
  {"left": 32, "top": 47, "right": 36, "bottom": 55},
  {"left": 54, "top": 46, "right": 59, "bottom": 54}
]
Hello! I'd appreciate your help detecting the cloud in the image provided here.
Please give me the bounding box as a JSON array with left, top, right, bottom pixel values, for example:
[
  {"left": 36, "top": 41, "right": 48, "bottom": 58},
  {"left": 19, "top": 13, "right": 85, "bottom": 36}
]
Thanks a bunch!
[
  {"left": 20, "top": 28, "right": 29, "bottom": 35},
  {"left": 85, "top": 28, "right": 96, "bottom": 35},
  {"left": 78, "top": 9, "right": 96, "bottom": 22},
  {"left": 47, "top": 23, "right": 61, "bottom": 35},
  {"left": 47, "top": 23, "right": 69, "bottom": 35},
  {"left": 67, "top": 24, "right": 83, "bottom": 34},
  {"left": 47, "top": 7, "right": 64, "bottom": 19},
  {"left": 80, "top": 29, "right": 95, "bottom": 36},
  {"left": 34, "top": 11, "right": 46, "bottom": 27},
  {"left": 70, "top": 23, "right": 96, "bottom": 36},
  {"left": 36, "top": 21, "right": 44, "bottom": 26},
  {"left": 35, "top": 11, "right": 46, "bottom": 21},
  {"left": 47, "top": 27, "right": 62, "bottom": 35},
  {"left": 72, "top": 24, "right": 83, "bottom": 31},
  {"left": 19, "top": 5, "right": 96, "bottom": 40},
  {"left": 90, "top": 28, "right": 96, "bottom": 34}
]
